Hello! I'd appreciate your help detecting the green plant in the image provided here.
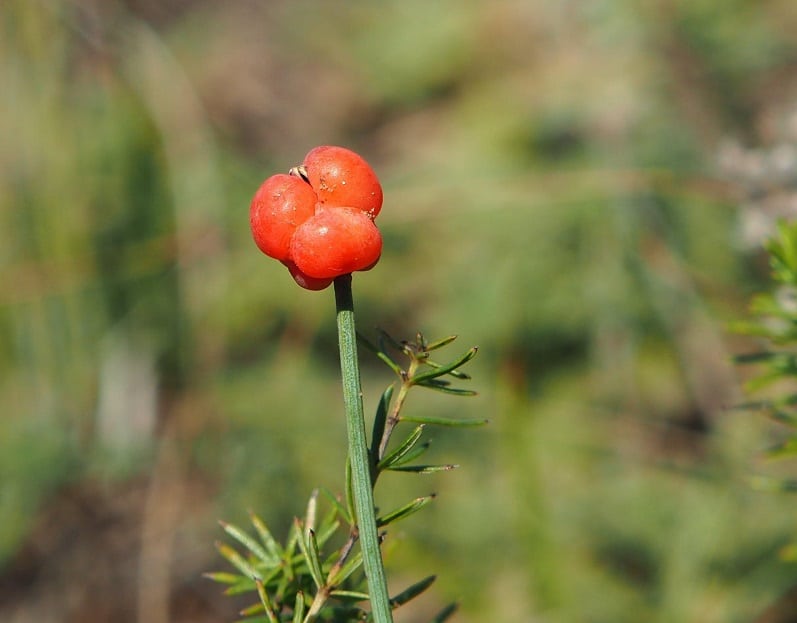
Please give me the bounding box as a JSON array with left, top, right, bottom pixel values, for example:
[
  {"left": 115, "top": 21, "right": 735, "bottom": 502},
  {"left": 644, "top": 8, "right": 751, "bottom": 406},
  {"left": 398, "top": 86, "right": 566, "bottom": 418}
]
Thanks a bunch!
[
  {"left": 210, "top": 149, "right": 485, "bottom": 622},
  {"left": 733, "top": 220, "right": 797, "bottom": 494}
]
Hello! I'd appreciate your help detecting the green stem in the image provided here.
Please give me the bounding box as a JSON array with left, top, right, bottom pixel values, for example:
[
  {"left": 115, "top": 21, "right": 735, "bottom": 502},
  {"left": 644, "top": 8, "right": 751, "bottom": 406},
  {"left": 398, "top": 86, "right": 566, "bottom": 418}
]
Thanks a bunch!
[{"left": 333, "top": 275, "right": 394, "bottom": 623}]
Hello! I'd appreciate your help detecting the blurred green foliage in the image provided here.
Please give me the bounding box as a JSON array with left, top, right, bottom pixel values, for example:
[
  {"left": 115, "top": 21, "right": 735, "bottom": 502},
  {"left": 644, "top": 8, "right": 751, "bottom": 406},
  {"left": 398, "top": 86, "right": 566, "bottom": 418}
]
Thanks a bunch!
[{"left": 2, "top": 1, "right": 797, "bottom": 622}]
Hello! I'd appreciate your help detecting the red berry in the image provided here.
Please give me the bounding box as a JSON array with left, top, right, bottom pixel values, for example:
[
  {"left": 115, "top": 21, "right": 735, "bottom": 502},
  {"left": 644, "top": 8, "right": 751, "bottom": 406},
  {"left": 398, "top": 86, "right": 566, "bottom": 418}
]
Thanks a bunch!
[
  {"left": 302, "top": 146, "right": 383, "bottom": 218},
  {"left": 290, "top": 207, "right": 382, "bottom": 279},
  {"left": 281, "top": 260, "right": 334, "bottom": 291},
  {"left": 250, "top": 174, "right": 317, "bottom": 261},
  {"left": 249, "top": 147, "right": 384, "bottom": 289}
]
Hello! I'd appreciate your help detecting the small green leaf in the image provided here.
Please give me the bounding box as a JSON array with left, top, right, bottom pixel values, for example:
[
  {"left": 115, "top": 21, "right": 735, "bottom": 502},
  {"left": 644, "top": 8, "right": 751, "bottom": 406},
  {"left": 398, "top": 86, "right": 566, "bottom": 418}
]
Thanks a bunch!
[
  {"left": 426, "top": 358, "right": 471, "bottom": 379},
  {"left": 293, "top": 591, "right": 306, "bottom": 623},
  {"left": 344, "top": 458, "right": 356, "bottom": 528},
  {"left": 371, "top": 385, "right": 395, "bottom": 460},
  {"left": 411, "top": 347, "right": 477, "bottom": 385},
  {"left": 314, "top": 518, "right": 341, "bottom": 550},
  {"left": 425, "top": 335, "right": 458, "bottom": 351},
  {"left": 430, "top": 602, "right": 459, "bottom": 622},
  {"left": 376, "top": 350, "right": 405, "bottom": 377},
  {"left": 294, "top": 519, "right": 325, "bottom": 589},
  {"left": 329, "top": 589, "right": 370, "bottom": 600},
  {"left": 401, "top": 414, "right": 488, "bottom": 427},
  {"left": 220, "top": 521, "right": 277, "bottom": 567},
  {"left": 416, "top": 379, "right": 478, "bottom": 396},
  {"left": 255, "top": 578, "right": 279, "bottom": 623},
  {"left": 305, "top": 489, "right": 319, "bottom": 534},
  {"left": 377, "top": 495, "right": 435, "bottom": 527},
  {"left": 204, "top": 571, "right": 242, "bottom": 585},
  {"left": 216, "top": 542, "right": 261, "bottom": 579},
  {"left": 328, "top": 550, "right": 364, "bottom": 586},
  {"left": 388, "top": 464, "right": 457, "bottom": 474},
  {"left": 378, "top": 425, "right": 425, "bottom": 470},
  {"left": 224, "top": 578, "right": 259, "bottom": 596},
  {"left": 249, "top": 512, "right": 283, "bottom": 560},
  {"left": 239, "top": 602, "right": 265, "bottom": 617},
  {"left": 387, "top": 441, "right": 431, "bottom": 468},
  {"left": 389, "top": 576, "right": 437, "bottom": 608}
]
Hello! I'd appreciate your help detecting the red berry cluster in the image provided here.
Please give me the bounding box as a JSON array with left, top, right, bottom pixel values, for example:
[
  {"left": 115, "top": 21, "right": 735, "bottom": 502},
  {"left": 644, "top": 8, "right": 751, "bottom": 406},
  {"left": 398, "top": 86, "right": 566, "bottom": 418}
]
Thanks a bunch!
[{"left": 250, "top": 146, "right": 383, "bottom": 290}]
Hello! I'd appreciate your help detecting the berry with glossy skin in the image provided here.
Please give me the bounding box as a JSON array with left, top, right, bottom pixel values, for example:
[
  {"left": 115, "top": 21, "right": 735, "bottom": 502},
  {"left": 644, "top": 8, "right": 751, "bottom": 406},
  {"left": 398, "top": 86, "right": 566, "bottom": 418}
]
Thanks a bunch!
[
  {"left": 290, "top": 207, "right": 382, "bottom": 279},
  {"left": 281, "top": 260, "right": 335, "bottom": 291},
  {"left": 302, "top": 146, "right": 383, "bottom": 218},
  {"left": 250, "top": 174, "right": 317, "bottom": 261},
  {"left": 249, "top": 146, "right": 383, "bottom": 290}
]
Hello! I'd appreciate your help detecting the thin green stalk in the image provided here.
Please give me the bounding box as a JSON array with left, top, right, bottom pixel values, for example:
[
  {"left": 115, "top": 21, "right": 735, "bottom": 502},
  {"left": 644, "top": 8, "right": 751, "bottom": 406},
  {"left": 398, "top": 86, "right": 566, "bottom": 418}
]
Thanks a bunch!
[{"left": 333, "top": 275, "right": 394, "bottom": 623}]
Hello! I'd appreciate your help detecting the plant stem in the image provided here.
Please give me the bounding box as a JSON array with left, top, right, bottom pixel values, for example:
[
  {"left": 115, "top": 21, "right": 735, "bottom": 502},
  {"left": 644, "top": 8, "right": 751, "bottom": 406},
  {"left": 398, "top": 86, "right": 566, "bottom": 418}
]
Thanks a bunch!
[{"left": 333, "top": 275, "right": 394, "bottom": 623}]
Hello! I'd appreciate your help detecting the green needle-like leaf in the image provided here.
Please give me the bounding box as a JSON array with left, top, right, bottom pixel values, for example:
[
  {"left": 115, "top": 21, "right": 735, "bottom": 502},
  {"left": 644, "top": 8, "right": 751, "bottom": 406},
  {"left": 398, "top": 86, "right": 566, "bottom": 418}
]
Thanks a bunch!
[
  {"left": 371, "top": 385, "right": 395, "bottom": 460},
  {"left": 416, "top": 379, "right": 478, "bottom": 396},
  {"left": 330, "top": 589, "right": 370, "bottom": 600},
  {"left": 425, "top": 335, "right": 458, "bottom": 351},
  {"left": 293, "top": 591, "right": 305, "bottom": 623},
  {"left": 221, "top": 521, "right": 277, "bottom": 567},
  {"left": 216, "top": 542, "right": 261, "bottom": 579},
  {"left": 378, "top": 425, "right": 425, "bottom": 470},
  {"left": 377, "top": 495, "right": 435, "bottom": 527},
  {"left": 239, "top": 602, "right": 266, "bottom": 617},
  {"left": 430, "top": 603, "right": 458, "bottom": 622},
  {"left": 344, "top": 458, "right": 356, "bottom": 527},
  {"left": 249, "top": 512, "right": 283, "bottom": 561},
  {"left": 224, "top": 578, "right": 259, "bottom": 596},
  {"left": 377, "top": 351, "right": 405, "bottom": 378},
  {"left": 204, "top": 571, "right": 242, "bottom": 585},
  {"left": 390, "top": 575, "right": 436, "bottom": 608},
  {"left": 411, "top": 347, "right": 477, "bottom": 385},
  {"left": 304, "top": 490, "right": 319, "bottom": 534},
  {"left": 425, "top": 359, "right": 471, "bottom": 380},
  {"left": 294, "top": 520, "right": 324, "bottom": 589},
  {"left": 387, "top": 464, "right": 457, "bottom": 474},
  {"left": 314, "top": 518, "right": 341, "bottom": 549},
  {"left": 254, "top": 579, "right": 279, "bottom": 623},
  {"left": 328, "top": 550, "right": 364, "bottom": 586},
  {"left": 401, "top": 414, "right": 488, "bottom": 427},
  {"left": 386, "top": 441, "right": 431, "bottom": 468}
]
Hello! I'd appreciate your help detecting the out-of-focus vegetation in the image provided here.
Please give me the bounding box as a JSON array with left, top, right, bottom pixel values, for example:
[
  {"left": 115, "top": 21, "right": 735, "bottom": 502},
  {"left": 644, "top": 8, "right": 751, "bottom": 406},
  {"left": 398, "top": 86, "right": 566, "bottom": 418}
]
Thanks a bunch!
[{"left": 1, "top": 1, "right": 797, "bottom": 622}]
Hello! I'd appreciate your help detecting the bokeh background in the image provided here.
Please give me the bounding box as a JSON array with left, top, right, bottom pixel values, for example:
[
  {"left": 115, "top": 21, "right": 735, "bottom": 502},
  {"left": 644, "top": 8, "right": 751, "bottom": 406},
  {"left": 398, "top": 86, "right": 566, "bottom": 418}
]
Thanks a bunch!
[{"left": 3, "top": 1, "right": 797, "bottom": 621}]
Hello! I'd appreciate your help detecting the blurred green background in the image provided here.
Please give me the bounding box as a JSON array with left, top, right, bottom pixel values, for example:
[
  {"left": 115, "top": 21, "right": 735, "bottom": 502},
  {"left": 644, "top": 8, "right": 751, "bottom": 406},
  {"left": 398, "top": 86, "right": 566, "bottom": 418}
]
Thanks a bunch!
[{"left": 2, "top": 1, "right": 797, "bottom": 621}]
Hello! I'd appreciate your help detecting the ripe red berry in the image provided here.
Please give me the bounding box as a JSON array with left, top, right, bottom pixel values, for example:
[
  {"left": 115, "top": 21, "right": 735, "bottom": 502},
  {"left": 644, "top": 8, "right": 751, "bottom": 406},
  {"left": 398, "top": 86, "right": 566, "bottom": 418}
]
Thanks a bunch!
[
  {"left": 250, "top": 174, "right": 317, "bottom": 261},
  {"left": 249, "top": 146, "right": 383, "bottom": 290},
  {"left": 281, "top": 260, "right": 335, "bottom": 291},
  {"left": 290, "top": 207, "right": 382, "bottom": 279},
  {"left": 302, "top": 146, "right": 383, "bottom": 218}
]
